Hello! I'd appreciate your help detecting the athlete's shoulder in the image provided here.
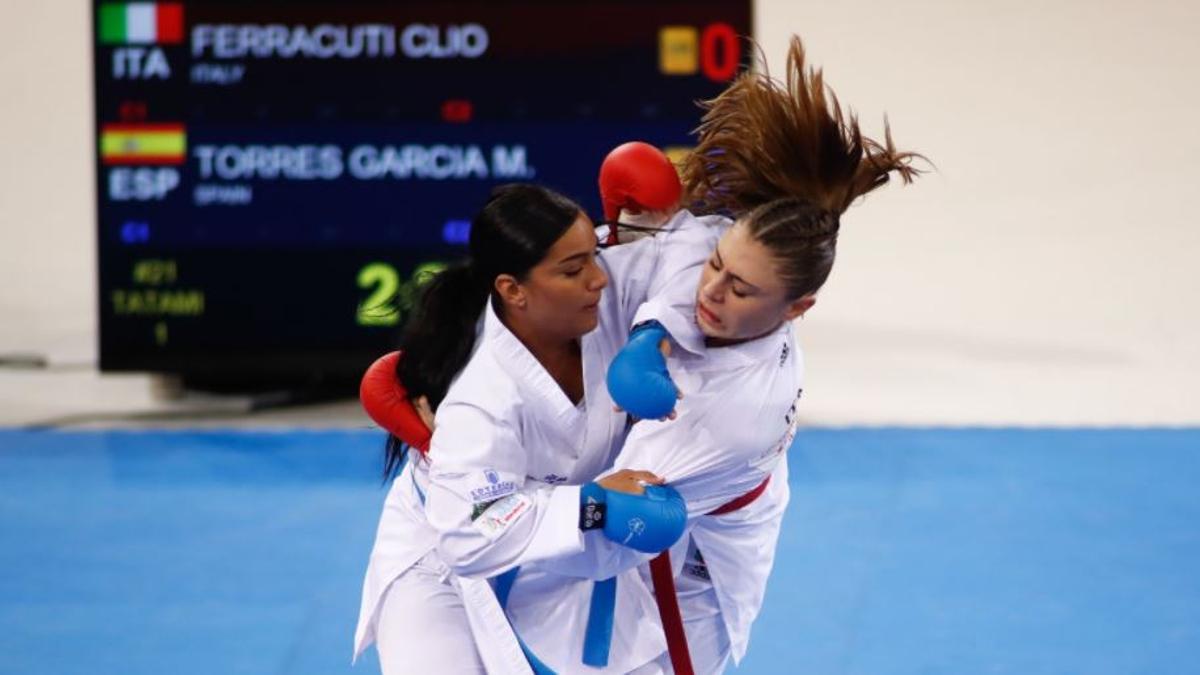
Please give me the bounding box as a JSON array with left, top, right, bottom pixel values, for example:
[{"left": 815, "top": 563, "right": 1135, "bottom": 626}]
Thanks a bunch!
[
  {"left": 441, "top": 343, "right": 522, "bottom": 420},
  {"left": 668, "top": 209, "right": 733, "bottom": 232}
]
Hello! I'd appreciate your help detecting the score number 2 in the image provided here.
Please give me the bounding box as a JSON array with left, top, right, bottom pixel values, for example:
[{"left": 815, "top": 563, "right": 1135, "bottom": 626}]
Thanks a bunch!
[
  {"left": 356, "top": 261, "right": 448, "bottom": 327},
  {"left": 357, "top": 263, "right": 400, "bottom": 326}
]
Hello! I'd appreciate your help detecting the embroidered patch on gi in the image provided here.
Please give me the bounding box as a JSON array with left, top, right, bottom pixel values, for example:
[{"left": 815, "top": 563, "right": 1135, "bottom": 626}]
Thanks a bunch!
[
  {"left": 683, "top": 542, "right": 711, "bottom": 581},
  {"left": 523, "top": 473, "right": 568, "bottom": 487},
  {"left": 469, "top": 468, "right": 518, "bottom": 503},
  {"left": 471, "top": 492, "right": 533, "bottom": 538},
  {"left": 471, "top": 499, "right": 498, "bottom": 520}
]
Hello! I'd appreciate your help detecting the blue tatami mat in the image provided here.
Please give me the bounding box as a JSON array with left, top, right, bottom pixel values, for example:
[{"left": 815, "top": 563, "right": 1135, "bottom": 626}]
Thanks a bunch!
[
  {"left": 741, "top": 428, "right": 1200, "bottom": 675},
  {"left": 1, "top": 428, "right": 1198, "bottom": 674},
  {"left": 0, "top": 430, "right": 384, "bottom": 675}
]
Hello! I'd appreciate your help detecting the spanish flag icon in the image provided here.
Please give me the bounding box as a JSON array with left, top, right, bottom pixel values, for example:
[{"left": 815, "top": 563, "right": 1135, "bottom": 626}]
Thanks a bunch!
[
  {"left": 99, "top": 3, "right": 184, "bottom": 45},
  {"left": 100, "top": 123, "right": 186, "bottom": 165}
]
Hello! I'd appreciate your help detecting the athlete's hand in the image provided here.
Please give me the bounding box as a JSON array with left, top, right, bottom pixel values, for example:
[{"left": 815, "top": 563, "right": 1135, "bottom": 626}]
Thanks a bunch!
[
  {"left": 609, "top": 329, "right": 681, "bottom": 421},
  {"left": 614, "top": 333, "right": 681, "bottom": 417},
  {"left": 597, "top": 469, "right": 665, "bottom": 495},
  {"left": 614, "top": 338, "right": 681, "bottom": 417},
  {"left": 599, "top": 141, "right": 683, "bottom": 222},
  {"left": 581, "top": 471, "right": 685, "bottom": 552},
  {"left": 359, "top": 350, "right": 432, "bottom": 452}
]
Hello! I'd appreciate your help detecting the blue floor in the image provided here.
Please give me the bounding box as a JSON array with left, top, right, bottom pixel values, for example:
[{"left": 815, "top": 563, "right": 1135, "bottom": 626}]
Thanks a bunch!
[{"left": 1, "top": 428, "right": 1198, "bottom": 674}]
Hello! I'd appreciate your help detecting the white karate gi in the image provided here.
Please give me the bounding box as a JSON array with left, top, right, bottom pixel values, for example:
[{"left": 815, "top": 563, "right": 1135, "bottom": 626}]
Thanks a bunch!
[
  {"left": 354, "top": 211, "right": 726, "bottom": 673},
  {"left": 520, "top": 219, "right": 805, "bottom": 674},
  {"left": 623, "top": 279, "right": 804, "bottom": 670}
]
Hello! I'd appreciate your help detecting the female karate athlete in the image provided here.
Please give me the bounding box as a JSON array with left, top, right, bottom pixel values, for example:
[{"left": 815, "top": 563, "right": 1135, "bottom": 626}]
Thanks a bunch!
[
  {"left": 355, "top": 182, "right": 718, "bottom": 674},
  {"left": 561, "top": 37, "right": 924, "bottom": 673}
]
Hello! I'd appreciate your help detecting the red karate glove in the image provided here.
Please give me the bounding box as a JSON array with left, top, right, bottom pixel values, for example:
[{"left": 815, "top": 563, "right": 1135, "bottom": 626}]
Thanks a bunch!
[
  {"left": 359, "top": 351, "right": 432, "bottom": 454},
  {"left": 599, "top": 141, "right": 683, "bottom": 239}
]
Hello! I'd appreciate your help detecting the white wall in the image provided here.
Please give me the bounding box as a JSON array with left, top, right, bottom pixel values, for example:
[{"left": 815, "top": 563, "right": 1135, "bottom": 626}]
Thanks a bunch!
[
  {"left": 0, "top": 1, "right": 94, "bottom": 363},
  {"left": 753, "top": 0, "right": 1200, "bottom": 424},
  {"left": 2, "top": 1, "right": 1198, "bottom": 425}
]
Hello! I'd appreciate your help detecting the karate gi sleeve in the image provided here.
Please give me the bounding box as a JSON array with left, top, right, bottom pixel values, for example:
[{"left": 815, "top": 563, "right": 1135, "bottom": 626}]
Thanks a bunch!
[
  {"left": 641, "top": 213, "right": 727, "bottom": 307},
  {"left": 423, "top": 401, "right": 585, "bottom": 579},
  {"left": 613, "top": 408, "right": 770, "bottom": 515},
  {"left": 537, "top": 394, "right": 766, "bottom": 581},
  {"left": 535, "top": 530, "right": 661, "bottom": 580},
  {"left": 599, "top": 212, "right": 728, "bottom": 330}
]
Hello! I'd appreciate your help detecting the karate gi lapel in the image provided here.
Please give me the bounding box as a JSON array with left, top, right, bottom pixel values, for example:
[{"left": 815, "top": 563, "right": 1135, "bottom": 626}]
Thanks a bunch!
[
  {"left": 665, "top": 303, "right": 792, "bottom": 375},
  {"left": 575, "top": 325, "right": 628, "bottom": 478},
  {"left": 484, "top": 303, "right": 587, "bottom": 450}
]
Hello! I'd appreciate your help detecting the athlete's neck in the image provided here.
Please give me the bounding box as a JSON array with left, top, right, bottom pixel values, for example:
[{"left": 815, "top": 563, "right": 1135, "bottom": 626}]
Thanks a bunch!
[
  {"left": 704, "top": 321, "right": 785, "bottom": 348},
  {"left": 502, "top": 313, "right": 584, "bottom": 404}
]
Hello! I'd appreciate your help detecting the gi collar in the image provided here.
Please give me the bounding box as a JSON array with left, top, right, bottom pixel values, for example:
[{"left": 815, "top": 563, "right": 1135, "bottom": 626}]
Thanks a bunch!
[
  {"left": 482, "top": 301, "right": 586, "bottom": 431},
  {"left": 666, "top": 308, "right": 793, "bottom": 374}
]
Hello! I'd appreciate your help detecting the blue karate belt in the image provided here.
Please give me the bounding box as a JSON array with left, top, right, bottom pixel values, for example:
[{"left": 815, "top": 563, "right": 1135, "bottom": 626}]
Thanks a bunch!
[{"left": 407, "top": 461, "right": 616, "bottom": 672}]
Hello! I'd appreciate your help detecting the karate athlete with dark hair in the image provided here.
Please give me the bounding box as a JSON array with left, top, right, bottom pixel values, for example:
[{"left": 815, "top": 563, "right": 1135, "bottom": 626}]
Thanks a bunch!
[{"left": 354, "top": 177, "right": 720, "bottom": 674}]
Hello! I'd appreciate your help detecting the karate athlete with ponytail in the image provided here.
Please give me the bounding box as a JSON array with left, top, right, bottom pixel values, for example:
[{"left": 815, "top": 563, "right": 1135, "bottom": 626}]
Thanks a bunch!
[
  {"left": 560, "top": 37, "right": 926, "bottom": 674},
  {"left": 354, "top": 178, "right": 721, "bottom": 674}
]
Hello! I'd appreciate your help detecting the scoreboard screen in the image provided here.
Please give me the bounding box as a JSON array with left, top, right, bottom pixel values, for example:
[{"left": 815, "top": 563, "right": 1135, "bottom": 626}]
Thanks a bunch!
[{"left": 94, "top": 0, "right": 752, "bottom": 388}]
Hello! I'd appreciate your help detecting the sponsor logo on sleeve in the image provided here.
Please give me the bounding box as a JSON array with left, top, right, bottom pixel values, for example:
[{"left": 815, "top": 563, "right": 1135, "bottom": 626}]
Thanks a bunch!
[
  {"left": 471, "top": 492, "right": 532, "bottom": 538},
  {"left": 470, "top": 499, "right": 497, "bottom": 520},
  {"left": 469, "top": 468, "right": 517, "bottom": 502}
]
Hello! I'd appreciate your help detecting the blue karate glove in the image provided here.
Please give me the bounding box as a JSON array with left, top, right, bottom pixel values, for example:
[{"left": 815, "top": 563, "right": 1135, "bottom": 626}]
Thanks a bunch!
[
  {"left": 580, "top": 481, "right": 687, "bottom": 554},
  {"left": 606, "top": 320, "right": 678, "bottom": 420}
]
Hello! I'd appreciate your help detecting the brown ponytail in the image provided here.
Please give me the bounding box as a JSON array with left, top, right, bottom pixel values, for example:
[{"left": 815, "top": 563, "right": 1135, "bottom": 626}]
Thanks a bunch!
[{"left": 682, "top": 35, "right": 927, "bottom": 298}]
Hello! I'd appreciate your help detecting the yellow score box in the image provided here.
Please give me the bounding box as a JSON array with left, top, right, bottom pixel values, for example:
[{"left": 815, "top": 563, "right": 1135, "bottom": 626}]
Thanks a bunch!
[
  {"left": 662, "top": 145, "right": 693, "bottom": 170},
  {"left": 659, "top": 26, "right": 698, "bottom": 75}
]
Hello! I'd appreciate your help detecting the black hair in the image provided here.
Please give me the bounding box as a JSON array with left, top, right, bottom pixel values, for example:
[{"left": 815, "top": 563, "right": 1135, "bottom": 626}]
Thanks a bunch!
[{"left": 383, "top": 183, "right": 583, "bottom": 478}]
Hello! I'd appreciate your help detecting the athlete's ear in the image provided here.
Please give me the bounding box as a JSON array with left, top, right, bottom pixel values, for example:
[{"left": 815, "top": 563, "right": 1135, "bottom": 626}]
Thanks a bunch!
[
  {"left": 783, "top": 294, "right": 816, "bottom": 322},
  {"left": 495, "top": 274, "right": 527, "bottom": 311}
]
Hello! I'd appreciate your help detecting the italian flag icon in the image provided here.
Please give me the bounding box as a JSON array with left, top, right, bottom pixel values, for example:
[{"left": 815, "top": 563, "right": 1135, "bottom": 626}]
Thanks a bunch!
[{"left": 99, "top": 3, "right": 184, "bottom": 45}]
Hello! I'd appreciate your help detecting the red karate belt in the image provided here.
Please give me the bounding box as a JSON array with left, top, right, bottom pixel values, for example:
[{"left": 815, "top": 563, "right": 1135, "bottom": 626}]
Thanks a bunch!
[{"left": 649, "top": 475, "right": 771, "bottom": 675}]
